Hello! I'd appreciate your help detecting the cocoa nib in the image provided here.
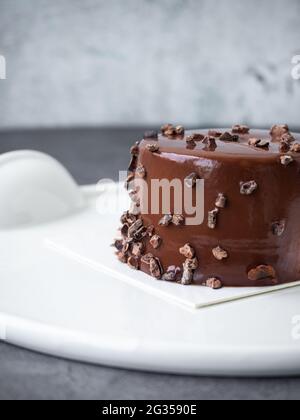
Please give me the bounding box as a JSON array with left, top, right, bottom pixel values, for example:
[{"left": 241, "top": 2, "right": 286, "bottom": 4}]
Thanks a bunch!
[
  {"left": 135, "top": 164, "right": 146, "bottom": 178},
  {"left": 121, "top": 224, "right": 129, "bottom": 238},
  {"left": 146, "top": 225, "right": 155, "bottom": 237},
  {"left": 159, "top": 214, "right": 173, "bottom": 226},
  {"left": 270, "top": 124, "right": 289, "bottom": 140},
  {"left": 165, "top": 127, "right": 177, "bottom": 137},
  {"left": 290, "top": 143, "right": 300, "bottom": 153},
  {"left": 232, "top": 124, "right": 250, "bottom": 135},
  {"left": 271, "top": 220, "right": 286, "bottom": 237},
  {"left": 127, "top": 219, "right": 143, "bottom": 238},
  {"left": 215, "top": 193, "right": 227, "bottom": 208},
  {"left": 186, "top": 136, "right": 196, "bottom": 147},
  {"left": 141, "top": 253, "right": 154, "bottom": 264},
  {"left": 203, "top": 136, "right": 217, "bottom": 151},
  {"left": 203, "top": 277, "right": 223, "bottom": 290},
  {"left": 120, "top": 211, "right": 137, "bottom": 226},
  {"left": 280, "top": 155, "right": 293, "bottom": 166},
  {"left": 208, "top": 208, "right": 219, "bottom": 229},
  {"left": 183, "top": 257, "right": 198, "bottom": 271},
  {"left": 161, "top": 124, "right": 173, "bottom": 135},
  {"left": 127, "top": 256, "right": 140, "bottom": 270},
  {"left": 212, "top": 246, "right": 228, "bottom": 261},
  {"left": 179, "top": 243, "right": 195, "bottom": 259},
  {"left": 248, "top": 138, "right": 269, "bottom": 149},
  {"left": 279, "top": 140, "right": 290, "bottom": 153},
  {"left": 146, "top": 143, "right": 160, "bottom": 153},
  {"left": 208, "top": 130, "right": 222, "bottom": 137},
  {"left": 248, "top": 137, "right": 260, "bottom": 147},
  {"left": 281, "top": 132, "right": 295, "bottom": 144},
  {"left": 112, "top": 239, "right": 123, "bottom": 252},
  {"left": 247, "top": 265, "right": 276, "bottom": 282},
  {"left": 172, "top": 214, "right": 185, "bottom": 226},
  {"left": 131, "top": 242, "right": 144, "bottom": 257},
  {"left": 149, "top": 257, "right": 163, "bottom": 279},
  {"left": 181, "top": 268, "right": 194, "bottom": 285},
  {"left": 161, "top": 124, "right": 185, "bottom": 138},
  {"left": 185, "top": 172, "right": 199, "bottom": 188},
  {"left": 256, "top": 139, "right": 269, "bottom": 149},
  {"left": 116, "top": 251, "right": 128, "bottom": 264},
  {"left": 240, "top": 180, "right": 258, "bottom": 195},
  {"left": 187, "top": 133, "right": 205, "bottom": 142},
  {"left": 220, "top": 132, "right": 239, "bottom": 142},
  {"left": 162, "top": 266, "right": 181, "bottom": 282},
  {"left": 150, "top": 234, "right": 162, "bottom": 249},
  {"left": 144, "top": 130, "right": 158, "bottom": 140},
  {"left": 175, "top": 125, "right": 185, "bottom": 136}
]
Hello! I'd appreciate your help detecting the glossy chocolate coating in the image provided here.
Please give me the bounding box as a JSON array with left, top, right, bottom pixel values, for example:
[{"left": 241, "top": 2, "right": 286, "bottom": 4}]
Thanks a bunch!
[{"left": 136, "top": 129, "right": 300, "bottom": 287}]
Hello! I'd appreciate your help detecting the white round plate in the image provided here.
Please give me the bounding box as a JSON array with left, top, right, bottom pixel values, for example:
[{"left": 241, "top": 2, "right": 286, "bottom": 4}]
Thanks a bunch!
[{"left": 1, "top": 150, "right": 300, "bottom": 377}]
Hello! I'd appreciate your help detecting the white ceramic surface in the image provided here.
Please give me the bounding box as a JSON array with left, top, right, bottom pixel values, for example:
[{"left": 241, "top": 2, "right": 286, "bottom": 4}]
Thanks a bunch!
[{"left": 1, "top": 150, "right": 300, "bottom": 377}]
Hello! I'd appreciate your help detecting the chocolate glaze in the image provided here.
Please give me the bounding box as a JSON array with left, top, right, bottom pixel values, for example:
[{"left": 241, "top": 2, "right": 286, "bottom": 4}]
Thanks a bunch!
[{"left": 120, "top": 128, "right": 300, "bottom": 287}]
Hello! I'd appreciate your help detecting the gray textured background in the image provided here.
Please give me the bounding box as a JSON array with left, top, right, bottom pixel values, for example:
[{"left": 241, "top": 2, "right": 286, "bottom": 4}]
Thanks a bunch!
[{"left": 0, "top": 0, "right": 300, "bottom": 130}]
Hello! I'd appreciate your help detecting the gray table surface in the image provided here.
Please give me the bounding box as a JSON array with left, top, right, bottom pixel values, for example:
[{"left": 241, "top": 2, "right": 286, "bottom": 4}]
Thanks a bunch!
[{"left": 0, "top": 127, "right": 300, "bottom": 401}]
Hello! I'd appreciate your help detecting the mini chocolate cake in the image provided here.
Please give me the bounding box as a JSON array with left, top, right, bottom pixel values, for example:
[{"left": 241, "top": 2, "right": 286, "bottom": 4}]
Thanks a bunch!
[{"left": 114, "top": 124, "right": 300, "bottom": 288}]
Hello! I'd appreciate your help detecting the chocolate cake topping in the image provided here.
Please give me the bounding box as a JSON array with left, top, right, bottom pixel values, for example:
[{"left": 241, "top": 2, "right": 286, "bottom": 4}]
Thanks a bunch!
[
  {"left": 112, "top": 239, "right": 123, "bottom": 252},
  {"left": 232, "top": 124, "right": 250, "bottom": 135},
  {"left": 186, "top": 136, "right": 196, "bottom": 147},
  {"left": 248, "top": 138, "right": 269, "bottom": 149},
  {"left": 192, "top": 133, "right": 206, "bottom": 141},
  {"left": 212, "top": 246, "right": 228, "bottom": 261},
  {"left": 290, "top": 143, "right": 300, "bottom": 153},
  {"left": 181, "top": 268, "right": 194, "bottom": 285},
  {"left": 146, "top": 225, "right": 155, "bottom": 237},
  {"left": 270, "top": 124, "right": 289, "bottom": 141},
  {"left": 161, "top": 124, "right": 174, "bottom": 135},
  {"left": 149, "top": 257, "right": 163, "bottom": 279},
  {"left": 280, "top": 155, "right": 293, "bottom": 166},
  {"left": 279, "top": 140, "right": 290, "bottom": 153},
  {"left": 208, "top": 208, "right": 219, "bottom": 229},
  {"left": 281, "top": 132, "right": 295, "bottom": 144},
  {"left": 247, "top": 265, "right": 277, "bottom": 282},
  {"left": 127, "top": 256, "right": 140, "bottom": 270},
  {"left": 215, "top": 193, "right": 227, "bottom": 208},
  {"left": 272, "top": 220, "right": 286, "bottom": 237},
  {"left": 136, "top": 164, "right": 146, "bottom": 178},
  {"left": 162, "top": 266, "right": 181, "bottom": 282},
  {"left": 115, "top": 126, "right": 300, "bottom": 288},
  {"left": 150, "top": 234, "right": 162, "bottom": 249},
  {"left": 146, "top": 143, "right": 160, "bottom": 153},
  {"left": 128, "top": 219, "right": 143, "bottom": 238},
  {"left": 179, "top": 243, "right": 195, "bottom": 259},
  {"left": 208, "top": 130, "right": 222, "bottom": 137},
  {"left": 175, "top": 125, "right": 185, "bottom": 136},
  {"left": 172, "top": 214, "right": 185, "bottom": 226},
  {"left": 204, "top": 277, "right": 223, "bottom": 289},
  {"left": 220, "top": 132, "right": 239, "bottom": 142},
  {"left": 203, "top": 136, "right": 217, "bottom": 151},
  {"left": 141, "top": 253, "right": 154, "bottom": 264},
  {"left": 131, "top": 242, "right": 144, "bottom": 257},
  {"left": 240, "top": 180, "right": 258, "bottom": 195},
  {"left": 159, "top": 214, "right": 173, "bottom": 226},
  {"left": 183, "top": 257, "right": 198, "bottom": 271}
]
